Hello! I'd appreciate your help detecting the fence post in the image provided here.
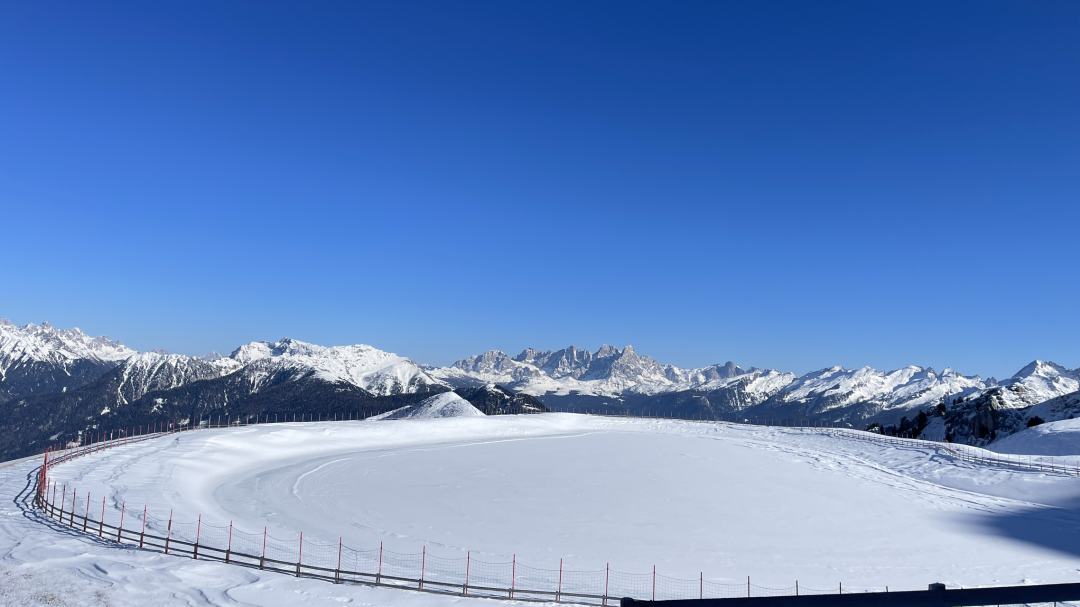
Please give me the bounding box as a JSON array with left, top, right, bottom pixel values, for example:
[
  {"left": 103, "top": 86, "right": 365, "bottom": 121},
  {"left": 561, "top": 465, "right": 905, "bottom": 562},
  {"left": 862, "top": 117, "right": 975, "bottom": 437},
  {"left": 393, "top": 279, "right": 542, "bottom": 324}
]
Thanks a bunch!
[
  {"left": 700, "top": 572, "right": 703, "bottom": 600},
  {"left": 796, "top": 581, "right": 799, "bottom": 596},
  {"left": 227, "top": 521, "right": 233, "bottom": 563},
  {"left": 510, "top": 553, "right": 514, "bottom": 598},
  {"left": 99, "top": 496, "right": 105, "bottom": 537},
  {"left": 464, "top": 550, "right": 471, "bottom": 595},
  {"left": 653, "top": 565, "right": 656, "bottom": 601},
  {"left": 117, "top": 502, "right": 125, "bottom": 543},
  {"left": 558, "top": 558, "right": 563, "bottom": 602},
  {"left": 57, "top": 484, "right": 63, "bottom": 519},
  {"left": 165, "top": 509, "right": 173, "bottom": 554},
  {"left": 748, "top": 576, "right": 750, "bottom": 598},
  {"left": 140, "top": 506, "right": 146, "bottom": 548},
  {"left": 377, "top": 542, "right": 383, "bottom": 585},
  {"left": 296, "top": 532, "right": 303, "bottom": 577},
  {"left": 71, "top": 489, "right": 77, "bottom": 527},
  {"left": 421, "top": 546, "right": 426, "bottom": 590},
  {"left": 194, "top": 515, "right": 201, "bottom": 560},
  {"left": 336, "top": 537, "right": 342, "bottom": 584},
  {"left": 261, "top": 527, "right": 267, "bottom": 569},
  {"left": 604, "top": 563, "right": 609, "bottom": 605}
]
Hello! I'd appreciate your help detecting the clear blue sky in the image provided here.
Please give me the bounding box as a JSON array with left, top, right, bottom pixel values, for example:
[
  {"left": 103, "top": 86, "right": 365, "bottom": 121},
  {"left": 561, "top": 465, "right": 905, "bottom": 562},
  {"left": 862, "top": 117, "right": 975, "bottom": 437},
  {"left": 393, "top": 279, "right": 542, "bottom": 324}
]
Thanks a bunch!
[{"left": 2, "top": 1, "right": 1077, "bottom": 379}]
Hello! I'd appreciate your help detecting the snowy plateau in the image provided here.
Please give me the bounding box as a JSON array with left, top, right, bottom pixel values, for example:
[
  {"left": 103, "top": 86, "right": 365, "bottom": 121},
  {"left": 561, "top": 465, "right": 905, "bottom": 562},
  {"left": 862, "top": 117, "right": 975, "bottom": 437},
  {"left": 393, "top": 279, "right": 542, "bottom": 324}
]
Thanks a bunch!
[{"left": 9, "top": 416, "right": 1080, "bottom": 607}]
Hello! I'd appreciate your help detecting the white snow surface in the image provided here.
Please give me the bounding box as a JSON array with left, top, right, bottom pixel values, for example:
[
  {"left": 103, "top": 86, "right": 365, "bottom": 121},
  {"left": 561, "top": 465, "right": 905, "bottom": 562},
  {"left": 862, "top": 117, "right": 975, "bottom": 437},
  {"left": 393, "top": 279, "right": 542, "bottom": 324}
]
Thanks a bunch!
[
  {"left": 990, "top": 418, "right": 1080, "bottom": 456},
  {"left": 372, "top": 391, "right": 484, "bottom": 419},
  {"left": 0, "top": 318, "right": 135, "bottom": 379},
  {"left": 9, "top": 415, "right": 1080, "bottom": 605}
]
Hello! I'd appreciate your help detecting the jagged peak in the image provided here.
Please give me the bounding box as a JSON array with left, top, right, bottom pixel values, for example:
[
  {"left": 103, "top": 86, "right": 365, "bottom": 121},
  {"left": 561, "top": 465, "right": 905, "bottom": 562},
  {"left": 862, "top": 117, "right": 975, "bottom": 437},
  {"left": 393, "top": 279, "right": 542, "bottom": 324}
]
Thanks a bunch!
[
  {"left": 596, "top": 344, "right": 620, "bottom": 358},
  {"left": 1012, "top": 360, "right": 1070, "bottom": 378}
]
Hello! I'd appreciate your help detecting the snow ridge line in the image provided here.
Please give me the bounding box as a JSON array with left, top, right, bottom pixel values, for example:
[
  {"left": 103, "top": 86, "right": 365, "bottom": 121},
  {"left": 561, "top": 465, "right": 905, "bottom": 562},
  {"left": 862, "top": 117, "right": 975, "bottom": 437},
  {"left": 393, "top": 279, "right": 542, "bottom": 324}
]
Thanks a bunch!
[{"left": 31, "top": 414, "right": 1067, "bottom": 604}]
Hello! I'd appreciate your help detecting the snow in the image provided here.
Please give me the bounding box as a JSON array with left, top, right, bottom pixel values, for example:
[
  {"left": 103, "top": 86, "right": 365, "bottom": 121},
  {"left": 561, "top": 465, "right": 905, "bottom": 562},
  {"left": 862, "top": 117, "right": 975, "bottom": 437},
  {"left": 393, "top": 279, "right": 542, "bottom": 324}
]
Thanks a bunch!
[
  {"left": 228, "top": 338, "right": 444, "bottom": 395},
  {"left": 8, "top": 415, "right": 1080, "bottom": 606},
  {"left": 997, "top": 361, "right": 1080, "bottom": 409},
  {"left": 115, "top": 351, "right": 240, "bottom": 404},
  {"left": 372, "top": 391, "right": 484, "bottom": 419},
  {"left": 990, "top": 418, "right": 1080, "bottom": 456},
  {"left": 0, "top": 318, "right": 136, "bottom": 379}
]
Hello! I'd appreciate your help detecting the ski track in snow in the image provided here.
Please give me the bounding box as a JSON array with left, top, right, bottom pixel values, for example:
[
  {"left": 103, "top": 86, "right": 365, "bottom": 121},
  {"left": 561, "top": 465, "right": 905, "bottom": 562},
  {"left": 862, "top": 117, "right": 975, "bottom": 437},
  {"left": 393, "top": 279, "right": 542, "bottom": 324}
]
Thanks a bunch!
[{"left": 6, "top": 415, "right": 1080, "bottom": 606}]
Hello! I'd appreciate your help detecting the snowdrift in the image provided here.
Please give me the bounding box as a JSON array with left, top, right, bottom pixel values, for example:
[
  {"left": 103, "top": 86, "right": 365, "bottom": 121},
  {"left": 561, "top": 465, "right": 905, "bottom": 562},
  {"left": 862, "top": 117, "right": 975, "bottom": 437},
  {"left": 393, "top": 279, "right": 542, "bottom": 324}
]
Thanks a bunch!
[
  {"left": 373, "top": 391, "right": 485, "bottom": 419},
  {"left": 990, "top": 418, "right": 1080, "bottom": 456}
]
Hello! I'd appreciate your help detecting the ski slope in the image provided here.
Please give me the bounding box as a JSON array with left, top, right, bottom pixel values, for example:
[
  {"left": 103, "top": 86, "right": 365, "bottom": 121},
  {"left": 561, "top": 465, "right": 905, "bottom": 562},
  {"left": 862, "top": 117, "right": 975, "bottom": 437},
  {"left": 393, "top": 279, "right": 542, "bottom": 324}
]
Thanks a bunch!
[{"left": 6, "top": 414, "right": 1080, "bottom": 606}]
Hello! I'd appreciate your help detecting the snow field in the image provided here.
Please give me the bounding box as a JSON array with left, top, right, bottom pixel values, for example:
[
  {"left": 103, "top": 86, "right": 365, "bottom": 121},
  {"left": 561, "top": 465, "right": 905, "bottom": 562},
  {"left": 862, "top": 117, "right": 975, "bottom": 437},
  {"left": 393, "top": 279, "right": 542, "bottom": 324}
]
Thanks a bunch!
[{"left": 29, "top": 414, "right": 1080, "bottom": 600}]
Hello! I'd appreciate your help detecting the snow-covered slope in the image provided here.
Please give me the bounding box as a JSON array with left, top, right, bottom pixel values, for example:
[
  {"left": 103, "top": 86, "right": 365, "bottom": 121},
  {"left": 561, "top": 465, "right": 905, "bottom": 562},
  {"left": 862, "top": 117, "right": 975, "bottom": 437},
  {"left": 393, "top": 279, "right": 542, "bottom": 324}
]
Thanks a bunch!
[
  {"left": 0, "top": 317, "right": 136, "bottom": 401},
  {"left": 375, "top": 391, "right": 484, "bottom": 419},
  {"left": 989, "top": 417, "right": 1080, "bottom": 456},
  {"left": 230, "top": 338, "right": 444, "bottom": 396},
  {"left": 29, "top": 415, "right": 1080, "bottom": 606}
]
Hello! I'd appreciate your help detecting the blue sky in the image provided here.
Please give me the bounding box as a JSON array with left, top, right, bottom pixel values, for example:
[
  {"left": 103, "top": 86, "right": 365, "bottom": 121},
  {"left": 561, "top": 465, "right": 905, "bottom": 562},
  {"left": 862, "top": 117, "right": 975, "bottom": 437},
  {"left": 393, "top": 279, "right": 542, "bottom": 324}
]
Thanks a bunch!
[{"left": 2, "top": 1, "right": 1077, "bottom": 378}]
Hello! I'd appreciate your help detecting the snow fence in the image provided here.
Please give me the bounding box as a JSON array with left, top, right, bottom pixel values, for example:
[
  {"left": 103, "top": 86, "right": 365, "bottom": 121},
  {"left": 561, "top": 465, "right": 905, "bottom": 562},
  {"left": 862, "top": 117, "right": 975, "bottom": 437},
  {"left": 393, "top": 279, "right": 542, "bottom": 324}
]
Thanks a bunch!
[{"left": 31, "top": 414, "right": 1080, "bottom": 605}]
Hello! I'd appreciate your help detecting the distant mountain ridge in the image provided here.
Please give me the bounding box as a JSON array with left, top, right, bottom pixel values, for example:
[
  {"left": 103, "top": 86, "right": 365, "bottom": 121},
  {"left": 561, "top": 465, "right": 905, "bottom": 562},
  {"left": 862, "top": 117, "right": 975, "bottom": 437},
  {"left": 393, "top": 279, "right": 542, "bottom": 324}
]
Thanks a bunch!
[
  {"left": 0, "top": 318, "right": 136, "bottom": 403},
  {"left": 1, "top": 317, "right": 1077, "bottom": 460},
  {"left": 430, "top": 345, "right": 1079, "bottom": 426}
]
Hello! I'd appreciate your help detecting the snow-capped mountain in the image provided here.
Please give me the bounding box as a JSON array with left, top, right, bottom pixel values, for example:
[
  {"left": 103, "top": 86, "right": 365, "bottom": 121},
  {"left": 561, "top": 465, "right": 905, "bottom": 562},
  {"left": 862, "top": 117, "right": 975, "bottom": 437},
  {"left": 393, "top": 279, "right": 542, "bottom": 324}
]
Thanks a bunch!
[
  {"left": 770, "top": 365, "right": 988, "bottom": 416},
  {"left": 110, "top": 351, "right": 241, "bottom": 407},
  {"left": 68, "top": 337, "right": 446, "bottom": 416},
  {"left": 0, "top": 318, "right": 136, "bottom": 402},
  {"left": 995, "top": 360, "right": 1080, "bottom": 408},
  {"left": 428, "top": 345, "right": 747, "bottom": 397},
  {"left": 230, "top": 338, "right": 442, "bottom": 396},
  {"left": 432, "top": 345, "right": 1078, "bottom": 425}
]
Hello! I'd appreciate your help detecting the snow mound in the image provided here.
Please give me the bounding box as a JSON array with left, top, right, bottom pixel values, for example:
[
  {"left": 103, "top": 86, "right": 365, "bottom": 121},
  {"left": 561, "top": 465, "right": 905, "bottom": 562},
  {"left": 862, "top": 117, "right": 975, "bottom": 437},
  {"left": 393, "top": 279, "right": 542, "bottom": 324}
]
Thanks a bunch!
[
  {"left": 990, "top": 418, "right": 1080, "bottom": 456},
  {"left": 376, "top": 391, "right": 485, "bottom": 419}
]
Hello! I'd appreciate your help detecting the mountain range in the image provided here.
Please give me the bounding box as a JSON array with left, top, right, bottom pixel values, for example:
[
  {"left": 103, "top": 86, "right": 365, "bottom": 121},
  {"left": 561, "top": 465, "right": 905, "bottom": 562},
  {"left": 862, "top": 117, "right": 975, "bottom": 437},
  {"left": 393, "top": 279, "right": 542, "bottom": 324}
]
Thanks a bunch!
[{"left": 1, "top": 317, "right": 1076, "bottom": 461}]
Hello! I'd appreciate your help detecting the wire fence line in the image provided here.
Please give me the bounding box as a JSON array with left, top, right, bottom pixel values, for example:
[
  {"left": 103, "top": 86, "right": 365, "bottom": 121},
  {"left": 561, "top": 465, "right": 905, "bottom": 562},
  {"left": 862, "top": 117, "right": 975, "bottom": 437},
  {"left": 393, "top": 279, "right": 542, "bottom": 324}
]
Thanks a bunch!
[{"left": 32, "top": 412, "right": 1065, "bottom": 604}]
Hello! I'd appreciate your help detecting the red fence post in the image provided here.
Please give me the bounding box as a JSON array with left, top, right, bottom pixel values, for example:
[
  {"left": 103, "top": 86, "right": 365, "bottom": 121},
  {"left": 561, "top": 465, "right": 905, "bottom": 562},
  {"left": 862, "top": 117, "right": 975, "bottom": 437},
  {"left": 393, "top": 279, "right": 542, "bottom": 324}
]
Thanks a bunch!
[
  {"left": 296, "top": 532, "right": 303, "bottom": 577},
  {"left": 140, "top": 506, "right": 147, "bottom": 548},
  {"left": 465, "top": 551, "right": 471, "bottom": 595},
  {"left": 604, "top": 563, "right": 610, "bottom": 605},
  {"left": 227, "top": 521, "right": 233, "bottom": 564},
  {"left": 165, "top": 509, "right": 173, "bottom": 554},
  {"left": 558, "top": 558, "right": 563, "bottom": 602},
  {"left": 194, "top": 515, "right": 201, "bottom": 560},
  {"left": 117, "top": 502, "right": 125, "bottom": 543},
  {"left": 99, "top": 496, "right": 106, "bottom": 537},
  {"left": 70, "top": 489, "right": 77, "bottom": 527},
  {"left": 377, "top": 541, "right": 383, "bottom": 585}
]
